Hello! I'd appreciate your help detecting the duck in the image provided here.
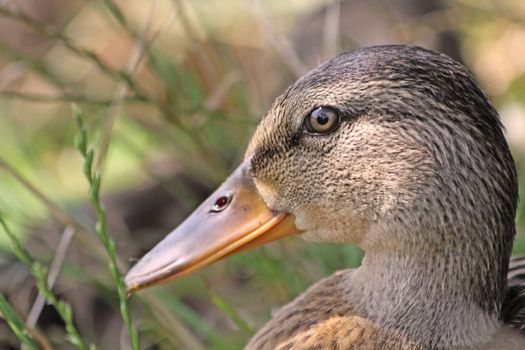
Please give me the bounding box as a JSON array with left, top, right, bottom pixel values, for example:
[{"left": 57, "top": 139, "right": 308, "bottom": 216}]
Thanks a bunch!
[{"left": 125, "top": 45, "right": 525, "bottom": 349}]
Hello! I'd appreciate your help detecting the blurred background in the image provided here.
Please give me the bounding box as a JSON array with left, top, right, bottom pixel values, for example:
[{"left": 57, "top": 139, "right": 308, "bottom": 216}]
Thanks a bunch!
[{"left": 0, "top": 0, "right": 524, "bottom": 349}]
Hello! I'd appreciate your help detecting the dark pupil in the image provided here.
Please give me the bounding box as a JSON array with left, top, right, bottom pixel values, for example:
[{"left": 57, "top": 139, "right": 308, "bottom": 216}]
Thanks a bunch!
[
  {"left": 316, "top": 112, "right": 329, "bottom": 125},
  {"left": 215, "top": 196, "right": 228, "bottom": 208}
]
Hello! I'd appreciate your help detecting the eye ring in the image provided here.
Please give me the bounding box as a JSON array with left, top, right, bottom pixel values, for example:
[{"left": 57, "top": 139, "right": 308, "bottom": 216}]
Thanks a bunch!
[
  {"left": 303, "top": 106, "right": 340, "bottom": 135},
  {"left": 210, "top": 193, "right": 232, "bottom": 213}
]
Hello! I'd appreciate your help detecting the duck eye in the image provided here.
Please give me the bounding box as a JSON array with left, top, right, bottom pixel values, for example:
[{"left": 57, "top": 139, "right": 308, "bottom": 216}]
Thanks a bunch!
[{"left": 304, "top": 106, "right": 340, "bottom": 134}]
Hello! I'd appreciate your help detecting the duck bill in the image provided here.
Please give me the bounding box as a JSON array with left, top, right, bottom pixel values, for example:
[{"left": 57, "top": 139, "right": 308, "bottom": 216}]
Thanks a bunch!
[{"left": 125, "top": 161, "right": 300, "bottom": 293}]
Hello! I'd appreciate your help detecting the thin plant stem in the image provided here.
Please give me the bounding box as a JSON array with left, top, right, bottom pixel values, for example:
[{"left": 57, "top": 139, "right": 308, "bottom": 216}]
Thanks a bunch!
[
  {"left": 0, "top": 293, "right": 39, "bottom": 350},
  {"left": 203, "top": 280, "right": 255, "bottom": 335},
  {"left": 0, "top": 90, "right": 147, "bottom": 106},
  {"left": 323, "top": 0, "right": 341, "bottom": 59},
  {"left": 26, "top": 226, "right": 76, "bottom": 328},
  {"left": 0, "top": 147, "right": 197, "bottom": 348},
  {"left": 141, "top": 292, "right": 207, "bottom": 350},
  {"left": 0, "top": 154, "right": 130, "bottom": 276},
  {"left": 100, "top": 0, "right": 183, "bottom": 123},
  {"left": 26, "top": 328, "right": 55, "bottom": 350},
  {"left": 72, "top": 105, "right": 139, "bottom": 350},
  {"left": 0, "top": 41, "right": 67, "bottom": 91},
  {"left": 101, "top": 0, "right": 138, "bottom": 40},
  {"left": 249, "top": 0, "right": 308, "bottom": 78},
  {"left": 0, "top": 157, "right": 76, "bottom": 227},
  {"left": 0, "top": 6, "right": 152, "bottom": 103},
  {"left": 0, "top": 217, "right": 95, "bottom": 350},
  {"left": 95, "top": 0, "right": 157, "bottom": 174}
]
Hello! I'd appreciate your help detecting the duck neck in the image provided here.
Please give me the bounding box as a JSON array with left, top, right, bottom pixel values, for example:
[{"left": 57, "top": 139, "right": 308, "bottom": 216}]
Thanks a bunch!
[{"left": 346, "top": 232, "right": 508, "bottom": 349}]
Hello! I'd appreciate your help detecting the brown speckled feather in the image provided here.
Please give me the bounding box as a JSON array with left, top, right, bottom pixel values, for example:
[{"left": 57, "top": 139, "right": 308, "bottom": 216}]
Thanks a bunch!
[
  {"left": 248, "top": 269, "right": 525, "bottom": 350},
  {"left": 247, "top": 271, "right": 425, "bottom": 350}
]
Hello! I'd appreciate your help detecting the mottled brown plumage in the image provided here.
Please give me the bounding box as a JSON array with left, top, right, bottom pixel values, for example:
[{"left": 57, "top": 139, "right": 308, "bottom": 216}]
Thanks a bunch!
[
  {"left": 242, "top": 45, "right": 525, "bottom": 349},
  {"left": 247, "top": 271, "right": 424, "bottom": 350}
]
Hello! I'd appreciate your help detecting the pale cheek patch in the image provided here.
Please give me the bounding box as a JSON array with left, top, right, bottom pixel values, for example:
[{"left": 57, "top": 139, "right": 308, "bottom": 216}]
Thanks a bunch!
[
  {"left": 293, "top": 203, "right": 371, "bottom": 244},
  {"left": 293, "top": 212, "right": 314, "bottom": 232},
  {"left": 287, "top": 207, "right": 325, "bottom": 242},
  {"left": 292, "top": 207, "right": 335, "bottom": 242},
  {"left": 254, "top": 179, "right": 279, "bottom": 209}
]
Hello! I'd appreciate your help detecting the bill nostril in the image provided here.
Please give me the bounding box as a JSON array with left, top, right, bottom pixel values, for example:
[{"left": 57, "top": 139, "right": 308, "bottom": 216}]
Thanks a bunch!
[{"left": 211, "top": 194, "right": 232, "bottom": 212}]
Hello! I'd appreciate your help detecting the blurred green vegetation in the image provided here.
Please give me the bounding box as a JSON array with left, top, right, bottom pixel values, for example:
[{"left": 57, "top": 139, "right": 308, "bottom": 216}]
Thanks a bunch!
[{"left": 0, "top": 0, "right": 524, "bottom": 349}]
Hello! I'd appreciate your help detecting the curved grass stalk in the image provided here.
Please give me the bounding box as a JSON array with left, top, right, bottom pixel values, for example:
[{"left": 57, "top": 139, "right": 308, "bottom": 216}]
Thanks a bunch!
[{"left": 72, "top": 105, "right": 139, "bottom": 350}]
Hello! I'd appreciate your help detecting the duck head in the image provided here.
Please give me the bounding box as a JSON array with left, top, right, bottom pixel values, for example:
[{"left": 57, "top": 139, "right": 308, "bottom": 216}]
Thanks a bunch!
[{"left": 125, "top": 45, "right": 518, "bottom": 322}]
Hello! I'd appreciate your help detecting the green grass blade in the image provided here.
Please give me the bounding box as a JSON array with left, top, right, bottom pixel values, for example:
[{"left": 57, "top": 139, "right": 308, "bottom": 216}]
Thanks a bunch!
[
  {"left": 204, "top": 283, "right": 255, "bottom": 335},
  {"left": 0, "top": 217, "right": 94, "bottom": 350},
  {"left": 0, "top": 293, "right": 39, "bottom": 350},
  {"left": 72, "top": 105, "right": 140, "bottom": 350}
]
